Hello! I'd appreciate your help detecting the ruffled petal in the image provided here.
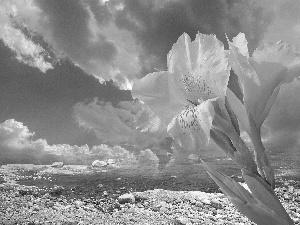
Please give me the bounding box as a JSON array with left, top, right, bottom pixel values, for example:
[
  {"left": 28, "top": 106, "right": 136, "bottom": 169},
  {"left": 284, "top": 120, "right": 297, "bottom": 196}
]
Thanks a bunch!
[
  {"left": 247, "top": 61, "right": 286, "bottom": 126},
  {"left": 232, "top": 33, "right": 249, "bottom": 57},
  {"left": 252, "top": 41, "right": 300, "bottom": 69},
  {"left": 229, "top": 33, "right": 260, "bottom": 88},
  {"left": 168, "top": 33, "right": 230, "bottom": 104},
  {"left": 167, "top": 99, "right": 215, "bottom": 151},
  {"left": 229, "top": 33, "right": 300, "bottom": 128},
  {"left": 132, "top": 71, "right": 188, "bottom": 125},
  {"left": 250, "top": 41, "right": 300, "bottom": 126}
]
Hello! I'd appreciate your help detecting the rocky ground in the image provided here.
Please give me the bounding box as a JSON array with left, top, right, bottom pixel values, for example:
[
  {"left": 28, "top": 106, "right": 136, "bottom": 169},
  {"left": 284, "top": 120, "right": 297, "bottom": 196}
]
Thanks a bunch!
[{"left": 0, "top": 163, "right": 300, "bottom": 225}]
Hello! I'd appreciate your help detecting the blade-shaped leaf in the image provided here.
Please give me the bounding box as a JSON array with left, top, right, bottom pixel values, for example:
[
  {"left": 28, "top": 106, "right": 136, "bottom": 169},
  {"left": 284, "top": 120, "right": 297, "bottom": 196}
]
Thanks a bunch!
[
  {"left": 201, "top": 160, "right": 291, "bottom": 225},
  {"left": 225, "top": 96, "right": 240, "bottom": 135},
  {"left": 226, "top": 88, "right": 251, "bottom": 134},
  {"left": 248, "top": 113, "right": 275, "bottom": 188},
  {"left": 242, "top": 169, "right": 295, "bottom": 225},
  {"left": 210, "top": 128, "right": 258, "bottom": 174},
  {"left": 210, "top": 128, "right": 236, "bottom": 157},
  {"left": 256, "top": 85, "right": 280, "bottom": 128}
]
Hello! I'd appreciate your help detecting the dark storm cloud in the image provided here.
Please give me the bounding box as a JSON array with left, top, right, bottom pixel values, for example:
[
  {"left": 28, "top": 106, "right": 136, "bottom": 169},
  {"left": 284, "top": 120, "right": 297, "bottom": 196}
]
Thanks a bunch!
[
  {"left": 111, "top": 0, "right": 272, "bottom": 74},
  {"left": 34, "top": 0, "right": 117, "bottom": 71},
  {"left": 5, "top": 0, "right": 272, "bottom": 88},
  {"left": 87, "top": 0, "right": 113, "bottom": 26}
]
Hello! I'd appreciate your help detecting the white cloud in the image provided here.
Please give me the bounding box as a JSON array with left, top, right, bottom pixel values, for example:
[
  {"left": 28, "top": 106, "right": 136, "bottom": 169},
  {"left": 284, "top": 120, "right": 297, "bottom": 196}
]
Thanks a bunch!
[
  {"left": 90, "top": 144, "right": 136, "bottom": 161},
  {"left": 261, "top": 0, "right": 300, "bottom": 50},
  {"left": 0, "top": 25, "right": 53, "bottom": 72},
  {"left": 73, "top": 98, "right": 160, "bottom": 148},
  {"left": 0, "top": 119, "right": 140, "bottom": 165},
  {"left": 0, "top": 119, "right": 34, "bottom": 149},
  {"left": 4, "top": 0, "right": 142, "bottom": 89},
  {"left": 1, "top": 0, "right": 272, "bottom": 89},
  {"left": 0, "top": 1, "right": 54, "bottom": 72},
  {"left": 73, "top": 99, "right": 135, "bottom": 144}
]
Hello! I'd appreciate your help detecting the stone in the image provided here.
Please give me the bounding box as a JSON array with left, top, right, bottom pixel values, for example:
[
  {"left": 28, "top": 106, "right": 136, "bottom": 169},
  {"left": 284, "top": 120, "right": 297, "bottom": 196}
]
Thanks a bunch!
[
  {"left": 50, "top": 162, "right": 64, "bottom": 168},
  {"left": 160, "top": 207, "right": 168, "bottom": 213},
  {"left": 91, "top": 160, "right": 107, "bottom": 167},
  {"left": 283, "top": 193, "right": 292, "bottom": 200},
  {"left": 133, "top": 192, "right": 149, "bottom": 201},
  {"left": 118, "top": 193, "right": 135, "bottom": 204},
  {"left": 107, "top": 159, "right": 117, "bottom": 164},
  {"left": 201, "top": 198, "right": 211, "bottom": 205},
  {"left": 75, "top": 200, "right": 84, "bottom": 207},
  {"left": 175, "top": 217, "right": 191, "bottom": 225}
]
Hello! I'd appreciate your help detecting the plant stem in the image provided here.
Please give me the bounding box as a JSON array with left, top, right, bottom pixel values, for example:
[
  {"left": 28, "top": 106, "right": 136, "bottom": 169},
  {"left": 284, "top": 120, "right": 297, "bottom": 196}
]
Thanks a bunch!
[{"left": 249, "top": 114, "right": 275, "bottom": 189}]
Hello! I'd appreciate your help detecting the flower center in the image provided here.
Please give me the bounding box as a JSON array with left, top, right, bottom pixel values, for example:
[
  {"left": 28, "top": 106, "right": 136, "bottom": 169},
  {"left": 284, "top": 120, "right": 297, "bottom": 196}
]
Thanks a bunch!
[{"left": 181, "top": 70, "right": 214, "bottom": 104}]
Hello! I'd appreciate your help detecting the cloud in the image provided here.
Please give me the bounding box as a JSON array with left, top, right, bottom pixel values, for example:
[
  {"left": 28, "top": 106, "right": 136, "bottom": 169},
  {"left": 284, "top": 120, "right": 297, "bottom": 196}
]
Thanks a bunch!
[
  {"left": 0, "top": 26, "right": 54, "bottom": 73},
  {"left": 73, "top": 98, "right": 161, "bottom": 148},
  {"left": 0, "top": 0, "right": 273, "bottom": 89},
  {"left": 0, "top": 119, "right": 57, "bottom": 164},
  {"left": 112, "top": 0, "right": 272, "bottom": 73},
  {"left": 0, "top": 119, "right": 140, "bottom": 165},
  {"left": 261, "top": 0, "right": 300, "bottom": 50},
  {"left": 30, "top": 0, "right": 141, "bottom": 87},
  {"left": 0, "top": 1, "right": 55, "bottom": 72},
  {"left": 263, "top": 78, "right": 300, "bottom": 149},
  {"left": 0, "top": 119, "right": 35, "bottom": 149}
]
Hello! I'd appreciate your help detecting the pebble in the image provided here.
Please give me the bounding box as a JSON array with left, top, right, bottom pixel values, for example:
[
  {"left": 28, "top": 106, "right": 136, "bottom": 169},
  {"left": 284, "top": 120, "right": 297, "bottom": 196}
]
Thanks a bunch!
[
  {"left": 75, "top": 200, "right": 84, "bottom": 207},
  {"left": 51, "top": 162, "right": 64, "bottom": 168},
  {"left": 159, "top": 206, "right": 168, "bottom": 213},
  {"left": 175, "top": 217, "right": 191, "bottom": 225},
  {"left": 283, "top": 193, "right": 293, "bottom": 200},
  {"left": 118, "top": 193, "right": 135, "bottom": 204},
  {"left": 91, "top": 160, "right": 107, "bottom": 167}
]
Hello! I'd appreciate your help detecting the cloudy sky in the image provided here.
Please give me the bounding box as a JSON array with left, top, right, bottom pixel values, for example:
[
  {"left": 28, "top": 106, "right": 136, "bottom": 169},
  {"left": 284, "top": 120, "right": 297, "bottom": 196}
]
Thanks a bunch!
[{"left": 0, "top": 0, "right": 300, "bottom": 164}]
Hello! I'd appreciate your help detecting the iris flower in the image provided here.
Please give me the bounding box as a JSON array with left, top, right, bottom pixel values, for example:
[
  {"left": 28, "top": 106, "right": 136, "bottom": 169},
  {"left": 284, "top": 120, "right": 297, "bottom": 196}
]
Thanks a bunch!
[
  {"left": 132, "top": 33, "right": 230, "bottom": 152},
  {"left": 228, "top": 33, "right": 300, "bottom": 131},
  {"left": 228, "top": 33, "right": 300, "bottom": 187}
]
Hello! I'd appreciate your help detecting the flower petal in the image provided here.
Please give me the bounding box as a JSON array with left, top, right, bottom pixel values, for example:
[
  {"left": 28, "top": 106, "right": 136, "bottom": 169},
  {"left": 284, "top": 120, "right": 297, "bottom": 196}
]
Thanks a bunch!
[
  {"left": 252, "top": 41, "right": 300, "bottom": 69},
  {"left": 244, "top": 60, "right": 286, "bottom": 127},
  {"left": 232, "top": 33, "right": 249, "bottom": 57},
  {"left": 132, "top": 71, "right": 188, "bottom": 125},
  {"left": 167, "top": 99, "right": 215, "bottom": 151},
  {"left": 229, "top": 33, "right": 300, "bottom": 128},
  {"left": 168, "top": 33, "right": 230, "bottom": 104},
  {"left": 229, "top": 33, "right": 260, "bottom": 87}
]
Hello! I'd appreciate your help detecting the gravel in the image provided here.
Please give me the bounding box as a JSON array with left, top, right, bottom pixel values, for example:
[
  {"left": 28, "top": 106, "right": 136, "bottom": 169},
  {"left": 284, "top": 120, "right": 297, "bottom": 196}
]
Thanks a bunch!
[
  {"left": 0, "top": 164, "right": 300, "bottom": 225},
  {"left": 0, "top": 179, "right": 300, "bottom": 225}
]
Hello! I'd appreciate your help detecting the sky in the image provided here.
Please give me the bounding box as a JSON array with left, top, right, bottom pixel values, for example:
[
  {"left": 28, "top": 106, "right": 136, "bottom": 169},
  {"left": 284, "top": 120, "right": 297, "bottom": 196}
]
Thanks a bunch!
[{"left": 0, "top": 0, "right": 300, "bottom": 165}]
